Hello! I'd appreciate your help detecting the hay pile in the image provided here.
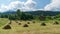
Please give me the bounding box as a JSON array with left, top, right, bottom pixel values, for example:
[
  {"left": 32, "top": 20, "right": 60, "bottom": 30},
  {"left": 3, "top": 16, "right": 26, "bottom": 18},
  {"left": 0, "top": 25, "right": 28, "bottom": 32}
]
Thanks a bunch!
[
  {"left": 23, "top": 24, "right": 28, "bottom": 27},
  {"left": 3, "top": 25, "right": 11, "bottom": 29}
]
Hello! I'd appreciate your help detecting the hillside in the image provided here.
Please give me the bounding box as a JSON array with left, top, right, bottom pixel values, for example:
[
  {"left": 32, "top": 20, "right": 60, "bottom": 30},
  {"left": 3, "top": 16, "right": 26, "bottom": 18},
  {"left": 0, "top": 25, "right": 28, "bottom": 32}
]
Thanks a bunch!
[
  {"left": 0, "top": 10, "right": 60, "bottom": 16},
  {"left": 25, "top": 10, "right": 60, "bottom": 16}
]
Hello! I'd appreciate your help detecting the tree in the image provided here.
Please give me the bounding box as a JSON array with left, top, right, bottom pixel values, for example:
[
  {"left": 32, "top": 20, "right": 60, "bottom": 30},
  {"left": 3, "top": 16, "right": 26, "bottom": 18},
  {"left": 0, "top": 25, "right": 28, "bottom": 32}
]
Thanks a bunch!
[
  {"left": 16, "top": 9, "right": 34, "bottom": 20},
  {"left": 20, "top": 13, "right": 33, "bottom": 20},
  {"left": 0, "top": 14, "right": 8, "bottom": 18},
  {"left": 39, "top": 15, "right": 46, "bottom": 21},
  {"left": 8, "top": 14, "right": 16, "bottom": 20},
  {"left": 16, "top": 9, "right": 22, "bottom": 20}
]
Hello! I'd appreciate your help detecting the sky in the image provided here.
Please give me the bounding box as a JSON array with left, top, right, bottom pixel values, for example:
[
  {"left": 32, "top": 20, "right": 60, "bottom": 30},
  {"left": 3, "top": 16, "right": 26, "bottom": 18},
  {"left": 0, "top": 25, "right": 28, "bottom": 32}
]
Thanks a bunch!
[{"left": 0, "top": 0, "right": 60, "bottom": 12}]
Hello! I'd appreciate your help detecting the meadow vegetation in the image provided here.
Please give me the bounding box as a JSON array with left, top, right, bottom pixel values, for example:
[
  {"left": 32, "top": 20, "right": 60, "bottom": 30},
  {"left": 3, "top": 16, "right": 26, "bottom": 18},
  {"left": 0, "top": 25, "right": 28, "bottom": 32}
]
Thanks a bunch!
[{"left": 0, "top": 9, "right": 60, "bottom": 34}]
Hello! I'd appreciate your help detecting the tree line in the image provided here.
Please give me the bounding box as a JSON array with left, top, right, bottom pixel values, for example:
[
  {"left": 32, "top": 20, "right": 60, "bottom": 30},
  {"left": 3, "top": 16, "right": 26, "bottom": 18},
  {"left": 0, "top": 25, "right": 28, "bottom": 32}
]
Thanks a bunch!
[
  {"left": 0, "top": 9, "right": 34, "bottom": 20},
  {"left": 0, "top": 9, "right": 60, "bottom": 21}
]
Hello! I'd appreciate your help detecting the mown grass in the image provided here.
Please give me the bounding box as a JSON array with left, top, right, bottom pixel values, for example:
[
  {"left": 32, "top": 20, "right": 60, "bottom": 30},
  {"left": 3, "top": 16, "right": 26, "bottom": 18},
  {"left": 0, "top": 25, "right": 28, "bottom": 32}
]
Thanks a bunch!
[
  {"left": 0, "top": 18, "right": 9, "bottom": 27},
  {"left": 0, "top": 18, "right": 60, "bottom": 34}
]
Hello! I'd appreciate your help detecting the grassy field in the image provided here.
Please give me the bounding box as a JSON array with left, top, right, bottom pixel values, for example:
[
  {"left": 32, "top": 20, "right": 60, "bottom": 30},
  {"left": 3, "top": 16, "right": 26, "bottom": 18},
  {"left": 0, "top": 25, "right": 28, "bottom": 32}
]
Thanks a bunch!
[
  {"left": 0, "top": 18, "right": 9, "bottom": 27},
  {"left": 0, "top": 18, "right": 60, "bottom": 34}
]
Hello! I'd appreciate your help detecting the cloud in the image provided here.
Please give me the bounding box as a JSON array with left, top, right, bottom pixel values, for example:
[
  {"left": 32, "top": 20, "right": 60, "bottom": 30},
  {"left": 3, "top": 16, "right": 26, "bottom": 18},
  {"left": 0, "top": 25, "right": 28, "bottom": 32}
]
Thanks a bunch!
[
  {"left": 0, "top": 4, "right": 8, "bottom": 12},
  {"left": 25, "top": 0, "right": 36, "bottom": 9},
  {"left": 0, "top": 0, "right": 36, "bottom": 12},
  {"left": 8, "top": 1, "right": 24, "bottom": 10},
  {"left": 1, "top": 0, "right": 60, "bottom": 12},
  {"left": 21, "top": 0, "right": 36, "bottom": 11},
  {"left": 44, "top": 0, "right": 60, "bottom": 11}
]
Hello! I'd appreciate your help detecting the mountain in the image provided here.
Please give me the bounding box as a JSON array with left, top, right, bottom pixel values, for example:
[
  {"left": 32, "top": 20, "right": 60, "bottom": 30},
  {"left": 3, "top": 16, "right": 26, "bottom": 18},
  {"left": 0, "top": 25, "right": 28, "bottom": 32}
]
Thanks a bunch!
[
  {"left": 1, "top": 10, "right": 60, "bottom": 16},
  {"left": 1, "top": 10, "right": 16, "bottom": 14},
  {"left": 25, "top": 10, "right": 60, "bottom": 16}
]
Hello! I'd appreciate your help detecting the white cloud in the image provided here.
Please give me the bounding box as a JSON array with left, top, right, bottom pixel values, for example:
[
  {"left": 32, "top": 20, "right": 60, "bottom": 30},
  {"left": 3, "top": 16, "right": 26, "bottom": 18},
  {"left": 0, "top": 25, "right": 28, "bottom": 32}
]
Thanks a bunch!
[
  {"left": 8, "top": 1, "right": 24, "bottom": 10},
  {"left": 0, "top": 9, "right": 1, "bottom": 11},
  {"left": 0, "top": 4, "right": 8, "bottom": 12},
  {"left": 0, "top": 0, "right": 36, "bottom": 12},
  {"left": 44, "top": 0, "right": 60, "bottom": 11},
  {"left": 1, "top": 0, "right": 60, "bottom": 12},
  {"left": 21, "top": 0, "right": 36, "bottom": 11},
  {"left": 25, "top": 0, "right": 36, "bottom": 9}
]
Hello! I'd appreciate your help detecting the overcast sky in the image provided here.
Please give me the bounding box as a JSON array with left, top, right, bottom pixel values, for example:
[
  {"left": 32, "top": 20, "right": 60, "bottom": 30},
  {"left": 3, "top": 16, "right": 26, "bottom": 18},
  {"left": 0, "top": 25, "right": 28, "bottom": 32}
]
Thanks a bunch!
[{"left": 0, "top": 0, "right": 60, "bottom": 12}]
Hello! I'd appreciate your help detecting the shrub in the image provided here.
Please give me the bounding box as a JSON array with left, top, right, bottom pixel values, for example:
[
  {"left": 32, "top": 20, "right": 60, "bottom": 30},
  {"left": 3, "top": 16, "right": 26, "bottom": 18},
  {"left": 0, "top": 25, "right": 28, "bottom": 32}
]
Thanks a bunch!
[{"left": 39, "top": 16, "right": 46, "bottom": 21}]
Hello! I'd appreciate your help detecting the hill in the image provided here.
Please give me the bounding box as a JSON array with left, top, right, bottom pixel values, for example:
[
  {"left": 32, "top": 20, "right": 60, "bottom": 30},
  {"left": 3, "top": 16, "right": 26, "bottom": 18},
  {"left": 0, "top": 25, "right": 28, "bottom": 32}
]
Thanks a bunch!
[
  {"left": 25, "top": 10, "right": 60, "bottom": 16},
  {"left": 1, "top": 10, "right": 60, "bottom": 16}
]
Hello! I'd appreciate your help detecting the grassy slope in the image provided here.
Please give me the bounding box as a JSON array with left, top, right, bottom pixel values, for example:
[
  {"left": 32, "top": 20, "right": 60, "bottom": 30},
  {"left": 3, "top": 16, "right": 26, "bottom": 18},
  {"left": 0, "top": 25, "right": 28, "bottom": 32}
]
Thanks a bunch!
[
  {"left": 0, "top": 18, "right": 60, "bottom": 34},
  {"left": 0, "top": 18, "right": 9, "bottom": 27}
]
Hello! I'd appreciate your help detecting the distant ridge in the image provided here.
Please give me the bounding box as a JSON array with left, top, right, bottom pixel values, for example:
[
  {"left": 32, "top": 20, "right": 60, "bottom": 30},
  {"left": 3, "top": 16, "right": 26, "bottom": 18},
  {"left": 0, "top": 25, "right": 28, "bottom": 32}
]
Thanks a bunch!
[
  {"left": 0, "top": 10, "right": 60, "bottom": 16},
  {"left": 25, "top": 10, "right": 60, "bottom": 16}
]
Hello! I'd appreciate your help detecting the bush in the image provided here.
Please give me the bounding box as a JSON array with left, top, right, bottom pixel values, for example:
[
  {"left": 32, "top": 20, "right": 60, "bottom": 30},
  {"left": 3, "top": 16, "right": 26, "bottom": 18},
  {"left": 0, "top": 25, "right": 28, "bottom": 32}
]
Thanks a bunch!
[{"left": 39, "top": 16, "right": 46, "bottom": 21}]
